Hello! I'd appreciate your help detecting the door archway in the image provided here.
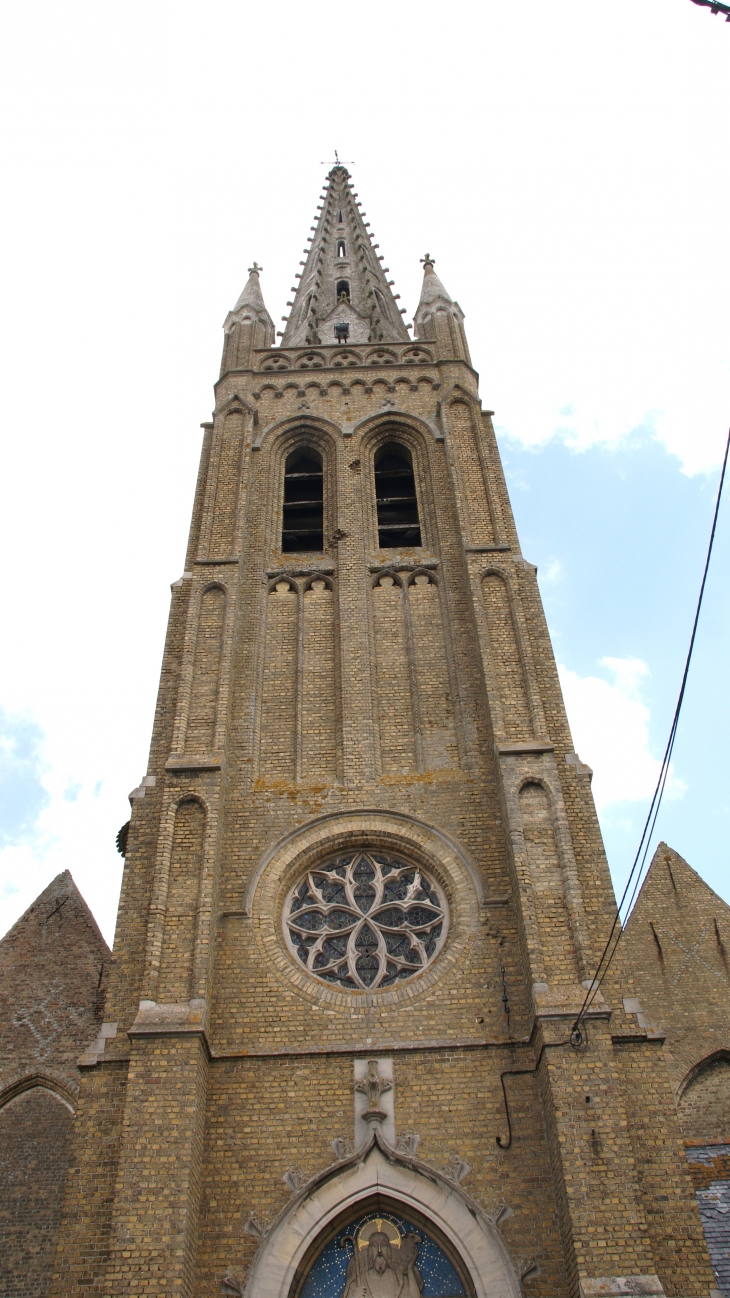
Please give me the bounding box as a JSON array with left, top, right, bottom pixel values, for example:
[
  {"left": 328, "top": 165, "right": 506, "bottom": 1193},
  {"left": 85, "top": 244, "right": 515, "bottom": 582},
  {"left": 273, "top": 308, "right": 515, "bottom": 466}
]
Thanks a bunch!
[{"left": 237, "top": 1132, "right": 522, "bottom": 1298}]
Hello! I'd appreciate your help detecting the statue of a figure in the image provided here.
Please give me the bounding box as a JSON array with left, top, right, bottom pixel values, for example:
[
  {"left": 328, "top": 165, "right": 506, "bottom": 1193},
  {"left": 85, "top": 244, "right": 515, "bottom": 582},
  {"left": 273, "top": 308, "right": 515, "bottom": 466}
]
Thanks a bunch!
[
  {"left": 354, "top": 1059, "right": 393, "bottom": 1124},
  {"left": 341, "top": 1219, "right": 423, "bottom": 1298}
]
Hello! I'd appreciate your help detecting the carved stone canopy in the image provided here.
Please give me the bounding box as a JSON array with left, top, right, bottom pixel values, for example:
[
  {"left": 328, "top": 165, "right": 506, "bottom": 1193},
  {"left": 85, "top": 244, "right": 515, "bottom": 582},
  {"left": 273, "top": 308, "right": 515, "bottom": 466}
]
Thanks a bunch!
[{"left": 237, "top": 1129, "right": 523, "bottom": 1298}]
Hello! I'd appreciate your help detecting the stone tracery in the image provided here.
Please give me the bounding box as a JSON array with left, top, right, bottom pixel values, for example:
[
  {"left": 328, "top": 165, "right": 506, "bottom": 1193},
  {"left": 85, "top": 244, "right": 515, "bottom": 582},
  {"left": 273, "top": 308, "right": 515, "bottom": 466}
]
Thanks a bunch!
[{"left": 284, "top": 852, "right": 447, "bottom": 991}]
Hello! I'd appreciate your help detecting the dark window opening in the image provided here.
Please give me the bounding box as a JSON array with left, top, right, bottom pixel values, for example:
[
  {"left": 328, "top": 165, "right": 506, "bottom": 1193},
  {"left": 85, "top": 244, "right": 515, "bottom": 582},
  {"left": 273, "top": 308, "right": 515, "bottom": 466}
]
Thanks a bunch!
[
  {"left": 337, "top": 240, "right": 346, "bottom": 257},
  {"left": 337, "top": 210, "right": 343, "bottom": 223},
  {"left": 282, "top": 449, "right": 324, "bottom": 552},
  {"left": 336, "top": 279, "right": 350, "bottom": 301},
  {"left": 374, "top": 443, "right": 421, "bottom": 548}
]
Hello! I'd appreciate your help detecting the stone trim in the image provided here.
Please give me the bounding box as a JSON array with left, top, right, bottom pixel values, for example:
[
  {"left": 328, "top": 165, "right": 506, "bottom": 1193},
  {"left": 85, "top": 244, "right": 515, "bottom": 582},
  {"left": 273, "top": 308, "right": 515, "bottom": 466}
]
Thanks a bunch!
[
  {"left": 0, "top": 1069, "right": 79, "bottom": 1111},
  {"left": 238, "top": 1130, "right": 522, "bottom": 1298},
  {"left": 579, "top": 1280, "right": 665, "bottom": 1297},
  {"left": 246, "top": 809, "right": 484, "bottom": 1010}
]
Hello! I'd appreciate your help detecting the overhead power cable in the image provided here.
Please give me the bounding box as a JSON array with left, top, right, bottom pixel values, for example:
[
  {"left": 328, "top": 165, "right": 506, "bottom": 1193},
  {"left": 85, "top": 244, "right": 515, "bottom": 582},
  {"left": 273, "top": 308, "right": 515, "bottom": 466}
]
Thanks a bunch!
[
  {"left": 571, "top": 425, "right": 730, "bottom": 1041},
  {"left": 689, "top": 0, "right": 730, "bottom": 20}
]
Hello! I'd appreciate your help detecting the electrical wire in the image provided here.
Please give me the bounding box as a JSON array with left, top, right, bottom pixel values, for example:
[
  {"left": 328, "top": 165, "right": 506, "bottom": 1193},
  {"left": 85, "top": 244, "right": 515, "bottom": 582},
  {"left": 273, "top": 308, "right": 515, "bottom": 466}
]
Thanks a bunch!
[{"left": 571, "top": 425, "right": 730, "bottom": 1039}]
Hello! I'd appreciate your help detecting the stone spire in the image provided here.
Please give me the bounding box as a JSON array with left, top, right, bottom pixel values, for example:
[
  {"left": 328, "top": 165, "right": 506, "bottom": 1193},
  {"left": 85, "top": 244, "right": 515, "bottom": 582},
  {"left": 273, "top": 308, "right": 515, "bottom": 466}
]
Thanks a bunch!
[
  {"left": 221, "top": 262, "right": 275, "bottom": 373},
  {"left": 413, "top": 254, "right": 470, "bottom": 362},
  {"left": 280, "top": 166, "right": 410, "bottom": 348}
]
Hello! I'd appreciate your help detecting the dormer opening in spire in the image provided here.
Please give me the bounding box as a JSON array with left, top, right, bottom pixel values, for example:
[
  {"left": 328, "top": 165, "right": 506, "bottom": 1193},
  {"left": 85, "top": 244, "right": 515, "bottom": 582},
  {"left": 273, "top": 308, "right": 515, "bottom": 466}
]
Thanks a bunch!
[
  {"left": 337, "top": 241, "right": 346, "bottom": 258},
  {"left": 336, "top": 280, "right": 350, "bottom": 302}
]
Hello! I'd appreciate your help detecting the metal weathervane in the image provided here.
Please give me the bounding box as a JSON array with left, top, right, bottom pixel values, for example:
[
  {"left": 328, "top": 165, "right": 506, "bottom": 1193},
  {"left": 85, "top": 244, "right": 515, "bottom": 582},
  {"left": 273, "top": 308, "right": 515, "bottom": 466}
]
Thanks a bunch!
[
  {"left": 689, "top": 0, "right": 730, "bottom": 20},
  {"left": 320, "top": 150, "right": 356, "bottom": 167}
]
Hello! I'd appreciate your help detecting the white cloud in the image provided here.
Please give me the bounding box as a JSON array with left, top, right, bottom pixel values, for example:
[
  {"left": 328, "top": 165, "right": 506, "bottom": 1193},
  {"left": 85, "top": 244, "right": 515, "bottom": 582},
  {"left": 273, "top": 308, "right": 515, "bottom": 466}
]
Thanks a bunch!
[
  {"left": 541, "top": 558, "right": 563, "bottom": 585},
  {"left": 0, "top": 708, "right": 126, "bottom": 944},
  {"left": 558, "top": 657, "right": 686, "bottom": 811}
]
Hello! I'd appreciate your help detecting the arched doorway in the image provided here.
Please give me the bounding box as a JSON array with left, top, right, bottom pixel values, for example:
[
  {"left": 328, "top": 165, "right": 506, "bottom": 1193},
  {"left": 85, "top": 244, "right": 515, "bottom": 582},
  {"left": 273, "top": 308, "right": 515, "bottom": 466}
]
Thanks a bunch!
[{"left": 237, "top": 1132, "right": 521, "bottom": 1298}]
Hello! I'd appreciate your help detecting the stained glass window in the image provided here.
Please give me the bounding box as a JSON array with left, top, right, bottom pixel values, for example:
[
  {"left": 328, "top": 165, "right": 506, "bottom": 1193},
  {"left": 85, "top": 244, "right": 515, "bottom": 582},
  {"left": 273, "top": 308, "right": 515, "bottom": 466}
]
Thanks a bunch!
[
  {"left": 284, "top": 852, "right": 447, "bottom": 991},
  {"left": 300, "top": 1211, "right": 467, "bottom": 1298}
]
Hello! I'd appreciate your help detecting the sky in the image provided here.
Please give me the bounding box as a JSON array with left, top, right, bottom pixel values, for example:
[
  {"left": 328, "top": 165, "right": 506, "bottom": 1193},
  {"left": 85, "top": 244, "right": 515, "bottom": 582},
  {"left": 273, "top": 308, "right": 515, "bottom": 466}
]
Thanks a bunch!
[{"left": 0, "top": 0, "right": 728, "bottom": 946}]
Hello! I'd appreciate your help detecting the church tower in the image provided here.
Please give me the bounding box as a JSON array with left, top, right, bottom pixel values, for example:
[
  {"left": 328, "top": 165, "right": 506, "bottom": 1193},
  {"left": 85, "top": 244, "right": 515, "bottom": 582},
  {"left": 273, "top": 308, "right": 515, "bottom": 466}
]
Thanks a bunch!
[{"left": 50, "top": 166, "right": 718, "bottom": 1298}]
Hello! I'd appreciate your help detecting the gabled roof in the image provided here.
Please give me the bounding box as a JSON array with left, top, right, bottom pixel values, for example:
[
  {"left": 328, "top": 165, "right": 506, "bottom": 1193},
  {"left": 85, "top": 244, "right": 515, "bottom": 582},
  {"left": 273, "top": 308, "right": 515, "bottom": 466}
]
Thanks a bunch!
[{"left": 0, "top": 869, "right": 109, "bottom": 957}]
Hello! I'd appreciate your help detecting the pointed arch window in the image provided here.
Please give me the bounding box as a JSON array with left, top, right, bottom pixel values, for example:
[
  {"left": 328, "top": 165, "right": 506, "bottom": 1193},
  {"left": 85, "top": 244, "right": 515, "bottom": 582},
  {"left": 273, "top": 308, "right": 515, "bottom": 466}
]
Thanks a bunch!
[
  {"left": 374, "top": 443, "right": 421, "bottom": 547},
  {"left": 337, "top": 240, "right": 346, "bottom": 258},
  {"left": 282, "top": 449, "right": 324, "bottom": 552},
  {"left": 336, "top": 279, "right": 350, "bottom": 301}
]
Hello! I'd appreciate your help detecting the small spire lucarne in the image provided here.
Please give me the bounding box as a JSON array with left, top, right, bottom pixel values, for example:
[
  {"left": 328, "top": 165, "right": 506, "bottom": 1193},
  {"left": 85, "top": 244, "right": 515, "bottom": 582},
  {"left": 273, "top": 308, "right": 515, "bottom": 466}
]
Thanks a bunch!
[{"left": 281, "top": 166, "right": 410, "bottom": 348}]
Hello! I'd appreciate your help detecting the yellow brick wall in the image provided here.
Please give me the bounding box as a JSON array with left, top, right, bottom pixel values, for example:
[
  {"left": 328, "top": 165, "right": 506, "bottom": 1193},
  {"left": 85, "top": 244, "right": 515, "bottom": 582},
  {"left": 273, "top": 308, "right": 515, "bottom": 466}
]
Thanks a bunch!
[{"left": 46, "top": 326, "right": 716, "bottom": 1298}]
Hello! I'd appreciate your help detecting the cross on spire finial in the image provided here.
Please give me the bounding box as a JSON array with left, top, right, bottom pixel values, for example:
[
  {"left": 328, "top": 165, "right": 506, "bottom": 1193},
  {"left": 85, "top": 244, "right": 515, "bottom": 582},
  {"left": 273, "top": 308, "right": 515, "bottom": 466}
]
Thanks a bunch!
[
  {"left": 320, "top": 149, "right": 355, "bottom": 167},
  {"left": 421, "top": 253, "right": 435, "bottom": 269},
  {"left": 248, "top": 261, "right": 263, "bottom": 276}
]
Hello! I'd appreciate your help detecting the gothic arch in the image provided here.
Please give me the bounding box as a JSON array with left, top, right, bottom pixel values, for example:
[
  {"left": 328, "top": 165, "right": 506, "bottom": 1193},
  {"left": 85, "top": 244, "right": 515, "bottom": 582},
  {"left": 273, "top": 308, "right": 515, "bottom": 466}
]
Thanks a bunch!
[
  {"left": 238, "top": 1132, "right": 522, "bottom": 1298},
  {"left": 142, "top": 790, "right": 213, "bottom": 1006},
  {"left": 185, "top": 582, "right": 228, "bottom": 754},
  {"left": 477, "top": 564, "right": 547, "bottom": 742},
  {"left": 479, "top": 569, "right": 533, "bottom": 742},
  {"left": 358, "top": 418, "right": 436, "bottom": 556},
  {"left": 0, "top": 1070, "right": 77, "bottom": 1114},
  {"left": 218, "top": 392, "right": 255, "bottom": 417},
  {"left": 677, "top": 1049, "right": 730, "bottom": 1139},
  {"left": 253, "top": 413, "right": 342, "bottom": 452},
  {"left": 679, "top": 1048, "right": 730, "bottom": 1100},
  {"left": 351, "top": 408, "right": 441, "bottom": 444}
]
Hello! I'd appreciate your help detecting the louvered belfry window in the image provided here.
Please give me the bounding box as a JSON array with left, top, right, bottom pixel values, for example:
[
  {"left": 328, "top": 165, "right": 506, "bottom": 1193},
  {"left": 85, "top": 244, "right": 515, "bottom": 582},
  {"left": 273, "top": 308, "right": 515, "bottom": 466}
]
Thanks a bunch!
[
  {"left": 374, "top": 443, "right": 421, "bottom": 548},
  {"left": 282, "top": 449, "right": 324, "bottom": 552}
]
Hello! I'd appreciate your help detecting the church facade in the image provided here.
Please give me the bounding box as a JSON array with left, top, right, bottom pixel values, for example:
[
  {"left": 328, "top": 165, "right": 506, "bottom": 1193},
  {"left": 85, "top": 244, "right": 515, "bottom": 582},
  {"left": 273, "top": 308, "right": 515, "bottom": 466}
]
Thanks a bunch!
[{"left": 4, "top": 165, "right": 727, "bottom": 1298}]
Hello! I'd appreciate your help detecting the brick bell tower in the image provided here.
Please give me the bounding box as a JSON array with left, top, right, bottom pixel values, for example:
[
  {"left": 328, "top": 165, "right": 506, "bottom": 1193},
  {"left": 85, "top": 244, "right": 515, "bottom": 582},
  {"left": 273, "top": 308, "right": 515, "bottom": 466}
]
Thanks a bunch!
[{"left": 51, "top": 167, "right": 717, "bottom": 1298}]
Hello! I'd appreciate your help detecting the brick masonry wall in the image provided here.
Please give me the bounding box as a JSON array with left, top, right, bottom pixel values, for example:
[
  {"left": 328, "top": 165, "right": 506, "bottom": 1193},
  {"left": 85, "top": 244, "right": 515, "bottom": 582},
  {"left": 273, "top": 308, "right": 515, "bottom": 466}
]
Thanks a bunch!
[
  {"left": 193, "top": 1048, "right": 566, "bottom": 1298},
  {"left": 0, "top": 870, "right": 110, "bottom": 1298},
  {"left": 621, "top": 843, "right": 730, "bottom": 1136},
  {"left": 0, "top": 1088, "right": 74, "bottom": 1298},
  {"left": 44, "top": 231, "right": 719, "bottom": 1298}
]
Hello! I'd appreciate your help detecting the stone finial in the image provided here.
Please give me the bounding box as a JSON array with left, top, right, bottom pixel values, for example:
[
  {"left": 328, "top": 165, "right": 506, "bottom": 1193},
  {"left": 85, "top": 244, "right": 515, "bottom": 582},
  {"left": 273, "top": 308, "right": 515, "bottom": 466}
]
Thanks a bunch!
[
  {"left": 331, "top": 1136, "right": 354, "bottom": 1160},
  {"left": 232, "top": 263, "right": 269, "bottom": 316},
  {"left": 396, "top": 1131, "right": 421, "bottom": 1157},
  {"left": 282, "top": 1166, "right": 309, "bottom": 1194},
  {"left": 221, "top": 1270, "right": 245, "bottom": 1296},
  {"left": 441, "top": 1153, "right": 471, "bottom": 1184},
  {"left": 243, "top": 1212, "right": 269, "bottom": 1239},
  {"left": 416, "top": 253, "right": 453, "bottom": 309},
  {"left": 414, "top": 250, "right": 467, "bottom": 350}
]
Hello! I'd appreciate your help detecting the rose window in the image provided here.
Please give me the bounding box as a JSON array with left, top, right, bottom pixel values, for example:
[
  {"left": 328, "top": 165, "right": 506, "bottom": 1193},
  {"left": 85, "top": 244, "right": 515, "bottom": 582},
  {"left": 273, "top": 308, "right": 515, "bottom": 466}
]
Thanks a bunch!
[{"left": 283, "top": 851, "right": 447, "bottom": 990}]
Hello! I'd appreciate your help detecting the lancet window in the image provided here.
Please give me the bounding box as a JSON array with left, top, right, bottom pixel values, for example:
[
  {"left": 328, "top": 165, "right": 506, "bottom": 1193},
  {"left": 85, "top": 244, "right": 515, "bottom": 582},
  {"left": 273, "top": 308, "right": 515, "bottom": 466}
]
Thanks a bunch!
[
  {"left": 282, "top": 448, "right": 324, "bottom": 552},
  {"left": 374, "top": 443, "right": 422, "bottom": 548},
  {"left": 336, "top": 279, "right": 350, "bottom": 301},
  {"left": 284, "top": 850, "right": 447, "bottom": 991}
]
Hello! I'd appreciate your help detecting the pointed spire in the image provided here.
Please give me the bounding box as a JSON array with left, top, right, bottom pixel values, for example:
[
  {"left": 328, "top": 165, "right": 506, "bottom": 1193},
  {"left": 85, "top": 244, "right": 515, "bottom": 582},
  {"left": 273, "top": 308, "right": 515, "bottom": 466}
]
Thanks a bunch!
[
  {"left": 281, "top": 166, "right": 410, "bottom": 348},
  {"left": 416, "top": 253, "right": 453, "bottom": 308},
  {"left": 225, "top": 262, "right": 274, "bottom": 339},
  {"left": 232, "top": 261, "right": 268, "bottom": 315},
  {"left": 414, "top": 253, "right": 460, "bottom": 340}
]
